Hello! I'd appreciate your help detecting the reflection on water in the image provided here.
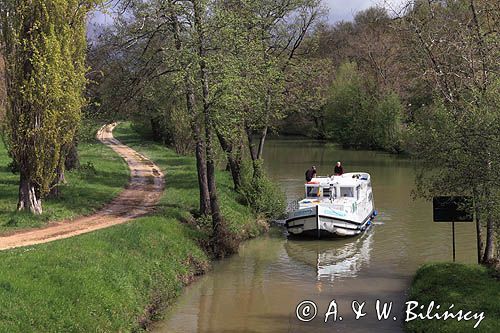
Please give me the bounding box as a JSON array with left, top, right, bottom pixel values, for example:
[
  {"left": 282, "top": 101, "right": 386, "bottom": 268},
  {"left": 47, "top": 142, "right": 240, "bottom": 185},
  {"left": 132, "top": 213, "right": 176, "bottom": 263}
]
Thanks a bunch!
[
  {"left": 285, "top": 230, "right": 373, "bottom": 281},
  {"left": 153, "top": 139, "right": 478, "bottom": 333}
]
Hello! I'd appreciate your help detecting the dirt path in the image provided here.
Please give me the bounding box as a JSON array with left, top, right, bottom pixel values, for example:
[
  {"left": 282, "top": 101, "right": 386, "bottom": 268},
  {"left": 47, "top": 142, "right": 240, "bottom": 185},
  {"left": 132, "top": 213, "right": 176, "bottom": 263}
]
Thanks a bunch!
[{"left": 0, "top": 123, "right": 165, "bottom": 251}]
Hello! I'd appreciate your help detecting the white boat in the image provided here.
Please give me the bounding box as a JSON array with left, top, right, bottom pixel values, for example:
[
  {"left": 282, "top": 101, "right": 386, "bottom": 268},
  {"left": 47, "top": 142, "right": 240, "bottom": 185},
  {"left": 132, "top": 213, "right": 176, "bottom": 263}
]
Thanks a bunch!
[{"left": 286, "top": 172, "right": 376, "bottom": 238}]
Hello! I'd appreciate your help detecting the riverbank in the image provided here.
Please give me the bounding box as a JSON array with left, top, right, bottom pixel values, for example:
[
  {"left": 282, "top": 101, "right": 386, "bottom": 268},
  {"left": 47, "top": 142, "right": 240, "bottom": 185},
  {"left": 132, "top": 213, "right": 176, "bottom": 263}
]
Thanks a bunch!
[
  {"left": 0, "top": 123, "right": 266, "bottom": 331},
  {"left": 405, "top": 263, "right": 500, "bottom": 333}
]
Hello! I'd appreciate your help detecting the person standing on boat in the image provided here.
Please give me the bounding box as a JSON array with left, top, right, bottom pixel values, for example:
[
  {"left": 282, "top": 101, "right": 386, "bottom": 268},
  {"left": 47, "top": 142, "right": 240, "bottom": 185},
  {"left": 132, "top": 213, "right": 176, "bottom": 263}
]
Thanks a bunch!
[
  {"left": 305, "top": 166, "right": 317, "bottom": 182},
  {"left": 334, "top": 161, "right": 344, "bottom": 176}
]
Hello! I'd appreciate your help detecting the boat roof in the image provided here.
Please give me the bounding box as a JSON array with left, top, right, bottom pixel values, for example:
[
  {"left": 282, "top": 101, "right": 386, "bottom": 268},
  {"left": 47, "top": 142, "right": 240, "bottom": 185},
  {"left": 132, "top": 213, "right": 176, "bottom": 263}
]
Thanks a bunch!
[{"left": 307, "top": 172, "right": 371, "bottom": 187}]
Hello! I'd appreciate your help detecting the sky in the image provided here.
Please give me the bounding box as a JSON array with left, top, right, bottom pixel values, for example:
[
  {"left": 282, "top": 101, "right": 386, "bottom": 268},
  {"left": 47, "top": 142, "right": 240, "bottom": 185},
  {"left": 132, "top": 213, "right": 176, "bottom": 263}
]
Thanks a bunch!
[
  {"left": 324, "top": 0, "right": 406, "bottom": 22},
  {"left": 88, "top": 0, "right": 408, "bottom": 35}
]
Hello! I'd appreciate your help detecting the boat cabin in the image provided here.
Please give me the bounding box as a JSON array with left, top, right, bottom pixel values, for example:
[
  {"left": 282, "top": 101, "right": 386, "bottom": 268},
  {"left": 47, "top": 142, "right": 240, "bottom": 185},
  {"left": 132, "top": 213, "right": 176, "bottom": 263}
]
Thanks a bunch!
[
  {"left": 305, "top": 183, "right": 323, "bottom": 198},
  {"left": 304, "top": 173, "right": 371, "bottom": 202}
]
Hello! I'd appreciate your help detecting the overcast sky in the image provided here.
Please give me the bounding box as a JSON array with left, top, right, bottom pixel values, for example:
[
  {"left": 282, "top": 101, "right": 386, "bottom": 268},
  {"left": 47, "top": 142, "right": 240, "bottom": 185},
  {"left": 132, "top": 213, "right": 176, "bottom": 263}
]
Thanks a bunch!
[
  {"left": 89, "top": 0, "right": 408, "bottom": 35},
  {"left": 325, "top": 0, "right": 406, "bottom": 22}
]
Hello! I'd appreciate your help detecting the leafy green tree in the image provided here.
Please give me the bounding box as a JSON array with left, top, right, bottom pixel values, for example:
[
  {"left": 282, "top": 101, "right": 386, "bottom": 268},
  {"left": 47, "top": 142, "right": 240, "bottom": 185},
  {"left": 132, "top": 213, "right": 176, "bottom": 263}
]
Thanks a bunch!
[
  {"left": 372, "top": 92, "right": 403, "bottom": 152},
  {"left": 402, "top": 0, "right": 499, "bottom": 263},
  {"left": 0, "top": 55, "right": 5, "bottom": 119},
  {"left": 0, "top": 0, "right": 98, "bottom": 214},
  {"left": 85, "top": 1, "right": 319, "bottom": 253},
  {"left": 324, "top": 62, "right": 403, "bottom": 151},
  {"left": 284, "top": 56, "right": 335, "bottom": 139},
  {"left": 324, "top": 62, "right": 372, "bottom": 147}
]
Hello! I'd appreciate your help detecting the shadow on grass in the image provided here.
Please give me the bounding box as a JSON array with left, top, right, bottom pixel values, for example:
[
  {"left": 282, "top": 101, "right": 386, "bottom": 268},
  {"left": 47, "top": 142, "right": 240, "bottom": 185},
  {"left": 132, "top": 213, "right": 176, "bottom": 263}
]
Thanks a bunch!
[{"left": 0, "top": 141, "right": 129, "bottom": 233}]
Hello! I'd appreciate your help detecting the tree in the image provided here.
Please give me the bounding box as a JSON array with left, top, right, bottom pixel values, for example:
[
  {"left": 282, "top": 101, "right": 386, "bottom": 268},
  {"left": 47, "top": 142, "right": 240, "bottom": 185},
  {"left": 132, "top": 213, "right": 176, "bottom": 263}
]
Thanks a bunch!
[
  {"left": 324, "top": 62, "right": 372, "bottom": 146},
  {"left": 0, "top": 54, "right": 5, "bottom": 120},
  {"left": 402, "top": 0, "right": 499, "bottom": 264},
  {"left": 244, "top": 0, "right": 324, "bottom": 179},
  {"left": 0, "top": 0, "right": 97, "bottom": 213},
  {"left": 323, "top": 62, "right": 403, "bottom": 151},
  {"left": 283, "top": 56, "right": 335, "bottom": 139},
  {"left": 281, "top": 5, "right": 411, "bottom": 144},
  {"left": 85, "top": 0, "right": 309, "bottom": 253}
]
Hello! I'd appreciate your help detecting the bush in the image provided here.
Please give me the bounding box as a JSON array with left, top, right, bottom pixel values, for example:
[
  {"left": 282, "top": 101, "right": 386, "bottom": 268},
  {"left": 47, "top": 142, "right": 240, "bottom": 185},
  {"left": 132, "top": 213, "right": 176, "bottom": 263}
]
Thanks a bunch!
[
  {"left": 372, "top": 92, "right": 403, "bottom": 152},
  {"left": 239, "top": 161, "right": 286, "bottom": 220},
  {"left": 129, "top": 103, "right": 193, "bottom": 155},
  {"left": 324, "top": 62, "right": 403, "bottom": 152},
  {"left": 78, "top": 119, "right": 103, "bottom": 143}
]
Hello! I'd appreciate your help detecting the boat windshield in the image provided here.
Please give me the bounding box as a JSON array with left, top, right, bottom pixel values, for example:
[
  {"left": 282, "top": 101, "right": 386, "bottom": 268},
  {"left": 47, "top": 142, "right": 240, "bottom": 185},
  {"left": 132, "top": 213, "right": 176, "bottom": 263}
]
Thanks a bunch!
[
  {"left": 340, "top": 187, "right": 354, "bottom": 197},
  {"left": 306, "top": 186, "right": 321, "bottom": 198}
]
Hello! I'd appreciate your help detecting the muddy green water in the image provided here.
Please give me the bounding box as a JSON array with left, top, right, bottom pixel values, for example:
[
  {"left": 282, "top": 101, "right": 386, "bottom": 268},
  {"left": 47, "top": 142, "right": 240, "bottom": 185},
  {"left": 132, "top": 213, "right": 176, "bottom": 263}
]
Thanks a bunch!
[{"left": 153, "top": 139, "right": 477, "bottom": 333}]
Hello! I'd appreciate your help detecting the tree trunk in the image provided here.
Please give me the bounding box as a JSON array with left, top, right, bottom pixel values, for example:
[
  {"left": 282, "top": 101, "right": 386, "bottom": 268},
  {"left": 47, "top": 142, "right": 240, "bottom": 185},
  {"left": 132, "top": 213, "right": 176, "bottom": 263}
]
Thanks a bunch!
[
  {"left": 194, "top": 136, "right": 211, "bottom": 216},
  {"left": 482, "top": 192, "right": 495, "bottom": 262},
  {"left": 187, "top": 81, "right": 211, "bottom": 216},
  {"left": 245, "top": 125, "right": 257, "bottom": 162},
  {"left": 171, "top": 3, "right": 210, "bottom": 216},
  {"left": 205, "top": 125, "right": 223, "bottom": 236},
  {"left": 245, "top": 125, "right": 263, "bottom": 180},
  {"left": 475, "top": 186, "right": 496, "bottom": 264},
  {"left": 216, "top": 129, "right": 242, "bottom": 190},
  {"left": 65, "top": 139, "right": 80, "bottom": 171},
  {"left": 17, "top": 171, "right": 42, "bottom": 214},
  {"left": 193, "top": 0, "right": 223, "bottom": 239},
  {"left": 227, "top": 156, "right": 242, "bottom": 190},
  {"left": 474, "top": 201, "right": 484, "bottom": 264},
  {"left": 49, "top": 148, "right": 68, "bottom": 198},
  {"left": 48, "top": 166, "right": 65, "bottom": 198},
  {"left": 256, "top": 125, "right": 268, "bottom": 160},
  {"left": 473, "top": 188, "right": 484, "bottom": 263},
  {"left": 482, "top": 213, "right": 495, "bottom": 263},
  {"left": 150, "top": 116, "right": 162, "bottom": 141},
  {"left": 256, "top": 92, "right": 271, "bottom": 161}
]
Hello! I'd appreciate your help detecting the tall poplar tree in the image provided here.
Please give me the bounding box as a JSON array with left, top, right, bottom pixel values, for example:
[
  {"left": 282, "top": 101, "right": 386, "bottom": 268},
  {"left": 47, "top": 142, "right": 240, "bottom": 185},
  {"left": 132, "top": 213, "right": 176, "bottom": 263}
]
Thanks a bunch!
[{"left": 0, "top": 0, "right": 97, "bottom": 214}]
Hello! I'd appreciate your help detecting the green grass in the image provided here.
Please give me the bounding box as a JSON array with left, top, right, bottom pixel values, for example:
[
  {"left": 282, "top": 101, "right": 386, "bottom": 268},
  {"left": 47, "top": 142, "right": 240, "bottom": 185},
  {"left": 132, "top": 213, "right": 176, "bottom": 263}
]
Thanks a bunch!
[
  {"left": 405, "top": 263, "right": 500, "bottom": 333},
  {"left": 112, "top": 122, "right": 264, "bottom": 239},
  {"left": 0, "top": 138, "right": 129, "bottom": 233},
  {"left": 0, "top": 217, "right": 208, "bottom": 332},
  {"left": 0, "top": 122, "right": 263, "bottom": 332}
]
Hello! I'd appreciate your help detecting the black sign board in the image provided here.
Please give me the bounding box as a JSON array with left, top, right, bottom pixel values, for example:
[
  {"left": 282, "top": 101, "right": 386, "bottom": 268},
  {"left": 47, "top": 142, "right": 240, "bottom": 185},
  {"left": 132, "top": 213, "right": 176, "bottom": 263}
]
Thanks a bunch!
[{"left": 433, "top": 196, "right": 473, "bottom": 222}]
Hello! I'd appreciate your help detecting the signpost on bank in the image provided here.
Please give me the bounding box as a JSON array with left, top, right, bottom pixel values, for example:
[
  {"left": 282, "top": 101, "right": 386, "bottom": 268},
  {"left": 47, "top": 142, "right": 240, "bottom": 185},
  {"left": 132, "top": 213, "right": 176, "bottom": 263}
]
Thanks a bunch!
[{"left": 433, "top": 196, "right": 474, "bottom": 262}]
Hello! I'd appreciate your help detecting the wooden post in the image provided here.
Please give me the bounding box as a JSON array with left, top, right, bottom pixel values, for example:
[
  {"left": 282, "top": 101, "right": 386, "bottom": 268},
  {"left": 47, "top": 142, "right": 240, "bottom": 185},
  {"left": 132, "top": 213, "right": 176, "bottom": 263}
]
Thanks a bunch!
[{"left": 452, "top": 221, "right": 456, "bottom": 262}]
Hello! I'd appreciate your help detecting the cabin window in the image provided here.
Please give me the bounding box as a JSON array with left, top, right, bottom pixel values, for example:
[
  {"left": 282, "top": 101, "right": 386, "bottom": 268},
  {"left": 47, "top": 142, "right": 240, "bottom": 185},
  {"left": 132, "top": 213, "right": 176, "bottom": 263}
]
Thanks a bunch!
[
  {"left": 340, "top": 187, "right": 354, "bottom": 197},
  {"left": 325, "top": 187, "right": 337, "bottom": 198},
  {"left": 356, "top": 185, "right": 361, "bottom": 200},
  {"left": 306, "top": 186, "right": 320, "bottom": 198}
]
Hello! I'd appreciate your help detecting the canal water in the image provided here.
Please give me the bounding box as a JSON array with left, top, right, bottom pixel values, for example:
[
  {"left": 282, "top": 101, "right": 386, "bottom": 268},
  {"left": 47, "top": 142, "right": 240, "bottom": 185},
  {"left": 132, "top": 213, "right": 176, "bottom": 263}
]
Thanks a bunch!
[{"left": 153, "top": 139, "right": 478, "bottom": 332}]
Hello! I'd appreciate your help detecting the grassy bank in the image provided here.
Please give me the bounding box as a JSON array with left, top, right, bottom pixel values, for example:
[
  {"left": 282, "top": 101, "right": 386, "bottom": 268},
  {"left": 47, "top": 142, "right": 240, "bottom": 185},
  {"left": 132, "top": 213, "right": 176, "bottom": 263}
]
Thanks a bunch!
[
  {"left": 112, "top": 122, "right": 265, "bottom": 240},
  {"left": 405, "top": 263, "right": 500, "bottom": 333},
  {"left": 0, "top": 137, "right": 129, "bottom": 233},
  {"left": 0, "top": 123, "right": 264, "bottom": 332}
]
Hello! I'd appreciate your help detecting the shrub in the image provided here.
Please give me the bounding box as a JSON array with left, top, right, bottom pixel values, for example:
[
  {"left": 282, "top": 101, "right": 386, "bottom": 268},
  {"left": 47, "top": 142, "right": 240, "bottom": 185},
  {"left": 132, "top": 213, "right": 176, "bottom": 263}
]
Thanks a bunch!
[
  {"left": 239, "top": 161, "right": 286, "bottom": 220},
  {"left": 324, "top": 62, "right": 403, "bottom": 151},
  {"left": 372, "top": 92, "right": 403, "bottom": 152}
]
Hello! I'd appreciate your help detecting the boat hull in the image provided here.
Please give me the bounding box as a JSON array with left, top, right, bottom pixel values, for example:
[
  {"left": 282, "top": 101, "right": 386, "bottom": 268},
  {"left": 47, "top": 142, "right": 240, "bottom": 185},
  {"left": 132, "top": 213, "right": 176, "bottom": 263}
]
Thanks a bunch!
[{"left": 286, "top": 206, "right": 373, "bottom": 238}]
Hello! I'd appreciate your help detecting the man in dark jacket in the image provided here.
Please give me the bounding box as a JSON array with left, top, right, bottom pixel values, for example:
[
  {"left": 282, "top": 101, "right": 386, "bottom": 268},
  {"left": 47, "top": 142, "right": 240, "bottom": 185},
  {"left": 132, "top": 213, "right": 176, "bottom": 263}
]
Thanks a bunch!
[
  {"left": 305, "top": 166, "right": 317, "bottom": 182},
  {"left": 334, "top": 161, "right": 344, "bottom": 176}
]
